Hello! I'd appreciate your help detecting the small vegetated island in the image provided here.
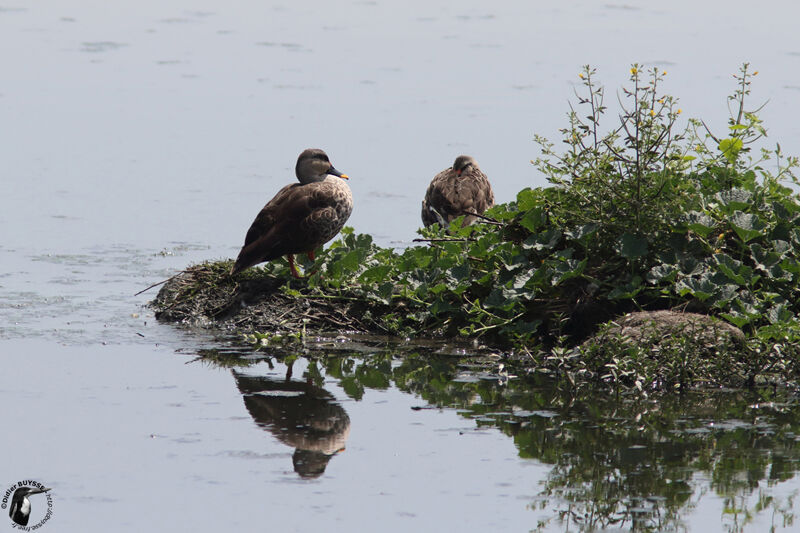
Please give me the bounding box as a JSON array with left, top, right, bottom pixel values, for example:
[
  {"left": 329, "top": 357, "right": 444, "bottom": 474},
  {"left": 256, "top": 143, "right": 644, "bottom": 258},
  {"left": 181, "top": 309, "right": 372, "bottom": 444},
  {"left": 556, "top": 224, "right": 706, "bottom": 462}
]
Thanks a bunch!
[{"left": 152, "top": 64, "right": 800, "bottom": 393}]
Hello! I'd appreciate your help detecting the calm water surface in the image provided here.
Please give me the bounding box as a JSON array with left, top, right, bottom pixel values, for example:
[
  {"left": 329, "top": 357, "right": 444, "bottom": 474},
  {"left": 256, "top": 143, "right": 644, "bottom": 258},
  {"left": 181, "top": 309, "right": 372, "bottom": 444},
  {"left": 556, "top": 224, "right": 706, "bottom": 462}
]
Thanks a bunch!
[{"left": 2, "top": 1, "right": 800, "bottom": 531}]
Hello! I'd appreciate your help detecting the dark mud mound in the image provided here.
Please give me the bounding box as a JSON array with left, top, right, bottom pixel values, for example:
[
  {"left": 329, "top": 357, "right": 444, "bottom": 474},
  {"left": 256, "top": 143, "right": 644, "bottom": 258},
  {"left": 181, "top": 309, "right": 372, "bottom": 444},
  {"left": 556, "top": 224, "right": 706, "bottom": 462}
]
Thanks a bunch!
[
  {"left": 577, "top": 310, "right": 752, "bottom": 389},
  {"left": 597, "top": 310, "right": 745, "bottom": 347},
  {"left": 151, "top": 261, "right": 372, "bottom": 333}
]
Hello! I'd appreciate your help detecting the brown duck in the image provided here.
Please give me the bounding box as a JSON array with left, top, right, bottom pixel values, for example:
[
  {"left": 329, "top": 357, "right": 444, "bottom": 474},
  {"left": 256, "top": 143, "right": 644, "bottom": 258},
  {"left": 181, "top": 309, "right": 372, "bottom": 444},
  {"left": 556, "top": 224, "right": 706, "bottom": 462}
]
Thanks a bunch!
[
  {"left": 230, "top": 148, "right": 353, "bottom": 278},
  {"left": 421, "top": 155, "right": 494, "bottom": 227}
]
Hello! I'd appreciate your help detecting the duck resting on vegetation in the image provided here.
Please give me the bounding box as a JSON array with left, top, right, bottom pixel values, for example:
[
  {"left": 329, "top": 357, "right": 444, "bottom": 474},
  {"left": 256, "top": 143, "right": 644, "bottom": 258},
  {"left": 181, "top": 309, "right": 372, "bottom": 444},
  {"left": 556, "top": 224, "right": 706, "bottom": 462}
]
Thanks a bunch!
[
  {"left": 230, "top": 148, "right": 353, "bottom": 278},
  {"left": 421, "top": 155, "right": 495, "bottom": 227}
]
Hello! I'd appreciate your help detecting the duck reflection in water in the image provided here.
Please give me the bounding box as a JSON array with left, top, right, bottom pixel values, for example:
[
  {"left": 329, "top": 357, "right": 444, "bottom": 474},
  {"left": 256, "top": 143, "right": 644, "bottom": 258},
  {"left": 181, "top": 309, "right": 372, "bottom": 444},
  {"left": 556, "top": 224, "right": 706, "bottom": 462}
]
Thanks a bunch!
[{"left": 233, "top": 367, "right": 350, "bottom": 479}]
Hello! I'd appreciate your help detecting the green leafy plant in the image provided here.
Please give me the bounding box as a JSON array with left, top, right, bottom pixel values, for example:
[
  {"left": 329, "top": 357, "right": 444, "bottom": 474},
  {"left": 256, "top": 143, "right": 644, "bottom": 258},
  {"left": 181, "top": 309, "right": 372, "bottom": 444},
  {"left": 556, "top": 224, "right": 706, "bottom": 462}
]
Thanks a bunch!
[{"left": 155, "top": 64, "right": 800, "bottom": 391}]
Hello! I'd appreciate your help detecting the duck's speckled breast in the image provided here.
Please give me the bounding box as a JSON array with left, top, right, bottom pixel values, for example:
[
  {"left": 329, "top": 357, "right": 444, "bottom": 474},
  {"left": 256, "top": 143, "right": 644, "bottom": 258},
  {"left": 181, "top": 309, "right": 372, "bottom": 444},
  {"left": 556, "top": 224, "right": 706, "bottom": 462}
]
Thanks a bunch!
[
  {"left": 303, "top": 176, "right": 353, "bottom": 245},
  {"left": 325, "top": 175, "right": 353, "bottom": 220}
]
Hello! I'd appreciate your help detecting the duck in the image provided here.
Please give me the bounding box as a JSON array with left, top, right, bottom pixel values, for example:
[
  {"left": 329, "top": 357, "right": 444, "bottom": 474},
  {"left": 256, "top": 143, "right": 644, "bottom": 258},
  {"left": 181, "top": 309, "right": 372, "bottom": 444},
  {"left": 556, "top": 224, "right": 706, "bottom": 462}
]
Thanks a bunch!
[
  {"left": 230, "top": 148, "right": 353, "bottom": 278},
  {"left": 421, "top": 155, "right": 494, "bottom": 227}
]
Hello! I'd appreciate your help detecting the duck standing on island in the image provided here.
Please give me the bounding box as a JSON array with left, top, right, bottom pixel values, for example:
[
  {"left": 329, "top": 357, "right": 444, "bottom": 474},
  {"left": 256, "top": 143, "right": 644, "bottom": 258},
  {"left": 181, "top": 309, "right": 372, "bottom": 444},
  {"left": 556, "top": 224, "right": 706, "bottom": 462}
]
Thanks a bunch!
[
  {"left": 421, "top": 155, "right": 494, "bottom": 228},
  {"left": 230, "top": 148, "right": 353, "bottom": 278}
]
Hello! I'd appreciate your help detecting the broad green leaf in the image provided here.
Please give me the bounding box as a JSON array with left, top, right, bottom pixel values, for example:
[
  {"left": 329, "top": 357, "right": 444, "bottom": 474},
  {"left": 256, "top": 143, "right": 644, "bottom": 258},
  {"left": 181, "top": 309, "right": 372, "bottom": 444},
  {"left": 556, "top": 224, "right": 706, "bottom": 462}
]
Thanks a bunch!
[
  {"left": 512, "top": 268, "right": 536, "bottom": 290},
  {"left": 430, "top": 297, "right": 455, "bottom": 316},
  {"left": 617, "top": 233, "right": 648, "bottom": 259},
  {"left": 428, "top": 282, "right": 448, "bottom": 295},
  {"left": 773, "top": 200, "right": 800, "bottom": 222},
  {"left": 550, "top": 257, "right": 587, "bottom": 285},
  {"left": 676, "top": 277, "right": 716, "bottom": 301},
  {"left": 485, "top": 203, "right": 518, "bottom": 222},
  {"left": 710, "top": 283, "right": 739, "bottom": 306},
  {"left": 773, "top": 239, "right": 791, "bottom": 254},
  {"left": 767, "top": 303, "right": 793, "bottom": 325},
  {"left": 519, "top": 207, "right": 544, "bottom": 232},
  {"left": 780, "top": 258, "right": 800, "bottom": 277},
  {"left": 516, "top": 188, "right": 539, "bottom": 211},
  {"left": 608, "top": 276, "right": 643, "bottom": 299},
  {"left": 448, "top": 263, "right": 470, "bottom": 282},
  {"left": 719, "top": 137, "right": 743, "bottom": 164},
  {"left": 684, "top": 211, "right": 716, "bottom": 237},
  {"left": 729, "top": 211, "right": 766, "bottom": 243},
  {"left": 360, "top": 264, "right": 392, "bottom": 284},
  {"left": 485, "top": 288, "right": 517, "bottom": 311},
  {"left": 524, "top": 229, "right": 562, "bottom": 251},
  {"left": 766, "top": 263, "right": 791, "bottom": 281},
  {"left": 713, "top": 253, "right": 746, "bottom": 285},
  {"left": 566, "top": 223, "right": 599, "bottom": 246},
  {"left": 721, "top": 312, "right": 751, "bottom": 328},
  {"left": 716, "top": 189, "right": 752, "bottom": 212},
  {"left": 376, "top": 282, "right": 394, "bottom": 303},
  {"left": 731, "top": 293, "right": 760, "bottom": 316},
  {"left": 749, "top": 242, "right": 782, "bottom": 276},
  {"left": 646, "top": 264, "right": 678, "bottom": 284}
]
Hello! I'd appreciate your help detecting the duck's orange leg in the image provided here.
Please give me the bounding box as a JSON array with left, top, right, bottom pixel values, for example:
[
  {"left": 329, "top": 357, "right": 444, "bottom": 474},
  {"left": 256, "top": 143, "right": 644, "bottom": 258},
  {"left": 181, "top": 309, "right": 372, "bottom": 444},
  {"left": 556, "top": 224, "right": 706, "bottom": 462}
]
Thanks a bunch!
[
  {"left": 287, "top": 254, "right": 302, "bottom": 279},
  {"left": 306, "top": 249, "right": 322, "bottom": 277}
]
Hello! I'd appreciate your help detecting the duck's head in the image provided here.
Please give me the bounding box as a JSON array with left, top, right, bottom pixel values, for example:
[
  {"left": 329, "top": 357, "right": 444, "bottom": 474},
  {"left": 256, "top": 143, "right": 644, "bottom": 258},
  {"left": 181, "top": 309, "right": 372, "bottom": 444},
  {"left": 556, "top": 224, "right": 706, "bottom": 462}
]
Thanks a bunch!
[
  {"left": 452, "top": 155, "right": 479, "bottom": 177},
  {"left": 296, "top": 148, "right": 349, "bottom": 184}
]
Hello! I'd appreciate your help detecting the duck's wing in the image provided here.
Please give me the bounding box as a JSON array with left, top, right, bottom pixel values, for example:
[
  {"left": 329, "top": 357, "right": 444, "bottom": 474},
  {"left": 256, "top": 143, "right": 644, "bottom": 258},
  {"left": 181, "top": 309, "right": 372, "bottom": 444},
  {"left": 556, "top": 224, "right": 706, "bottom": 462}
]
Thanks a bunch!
[
  {"left": 232, "top": 183, "right": 302, "bottom": 273},
  {"left": 455, "top": 168, "right": 494, "bottom": 224},
  {"left": 422, "top": 167, "right": 457, "bottom": 227},
  {"left": 232, "top": 180, "right": 352, "bottom": 274}
]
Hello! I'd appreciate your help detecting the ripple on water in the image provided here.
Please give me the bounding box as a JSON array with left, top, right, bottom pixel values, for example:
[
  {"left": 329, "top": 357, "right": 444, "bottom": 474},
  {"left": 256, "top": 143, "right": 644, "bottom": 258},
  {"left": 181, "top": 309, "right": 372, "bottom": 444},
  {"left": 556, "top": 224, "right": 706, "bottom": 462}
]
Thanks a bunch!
[
  {"left": 1, "top": 244, "right": 210, "bottom": 345},
  {"left": 80, "top": 41, "right": 127, "bottom": 53}
]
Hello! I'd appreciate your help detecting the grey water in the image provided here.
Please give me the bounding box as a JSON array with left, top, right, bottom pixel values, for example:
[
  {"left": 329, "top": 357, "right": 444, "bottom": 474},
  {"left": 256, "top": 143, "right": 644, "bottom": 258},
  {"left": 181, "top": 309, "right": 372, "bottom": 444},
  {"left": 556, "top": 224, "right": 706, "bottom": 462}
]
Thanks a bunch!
[{"left": 2, "top": 1, "right": 800, "bottom": 531}]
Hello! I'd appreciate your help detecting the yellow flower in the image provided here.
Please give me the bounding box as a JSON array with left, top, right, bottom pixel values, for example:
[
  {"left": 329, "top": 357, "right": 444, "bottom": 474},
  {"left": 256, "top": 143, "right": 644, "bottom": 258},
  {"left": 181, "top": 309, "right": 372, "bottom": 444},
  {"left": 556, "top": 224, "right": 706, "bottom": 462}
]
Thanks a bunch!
[
  {"left": 677, "top": 109, "right": 682, "bottom": 114},
  {"left": 753, "top": 70, "right": 759, "bottom": 76},
  {"left": 663, "top": 70, "right": 667, "bottom": 75},
  {"left": 579, "top": 73, "right": 585, "bottom": 79},
  {"left": 630, "top": 67, "right": 638, "bottom": 75},
  {"left": 649, "top": 110, "right": 655, "bottom": 116},
  {"left": 657, "top": 99, "right": 664, "bottom": 104}
]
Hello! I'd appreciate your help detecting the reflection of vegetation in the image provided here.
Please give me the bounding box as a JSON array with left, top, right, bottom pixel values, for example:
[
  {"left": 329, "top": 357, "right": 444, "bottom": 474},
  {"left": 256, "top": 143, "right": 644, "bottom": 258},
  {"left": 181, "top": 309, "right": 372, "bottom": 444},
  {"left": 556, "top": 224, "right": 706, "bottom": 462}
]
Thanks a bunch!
[
  {"left": 190, "top": 347, "right": 260, "bottom": 368},
  {"left": 192, "top": 339, "right": 798, "bottom": 530},
  {"left": 320, "top": 350, "right": 800, "bottom": 532}
]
